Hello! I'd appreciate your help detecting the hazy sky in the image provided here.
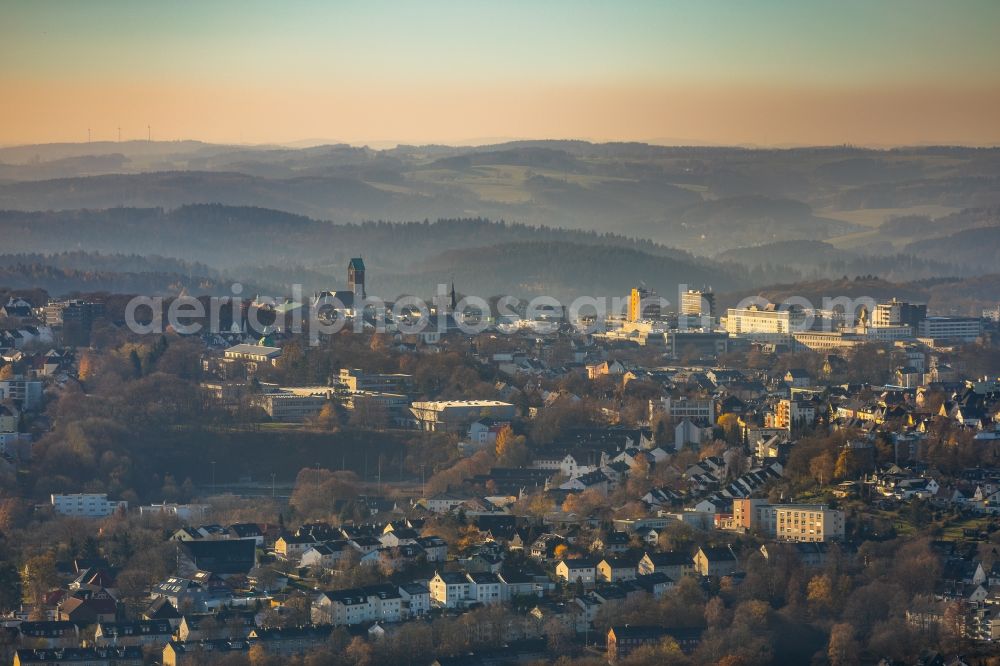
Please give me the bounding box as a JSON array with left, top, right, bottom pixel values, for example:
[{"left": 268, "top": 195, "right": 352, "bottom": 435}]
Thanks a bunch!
[{"left": 2, "top": 0, "right": 999, "bottom": 147}]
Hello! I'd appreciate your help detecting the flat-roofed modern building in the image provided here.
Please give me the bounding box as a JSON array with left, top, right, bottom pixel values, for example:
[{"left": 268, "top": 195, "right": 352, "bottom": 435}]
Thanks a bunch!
[
  {"left": 256, "top": 392, "right": 327, "bottom": 422},
  {"left": 649, "top": 396, "right": 716, "bottom": 425},
  {"left": 681, "top": 289, "right": 715, "bottom": 317},
  {"left": 223, "top": 343, "right": 282, "bottom": 364},
  {"left": 724, "top": 304, "right": 805, "bottom": 344},
  {"left": 51, "top": 493, "right": 128, "bottom": 517},
  {"left": 918, "top": 317, "right": 983, "bottom": 341},
  {"left": 338, "top": 368, "right": 412, "bottom": 393},
  {"left": 410, "top": 400, "right": 515, "bottom": 432},
  {"left": 872, "top": 299, "right": 926, "bottom": 329},
  {"left": 732, "top": 499, "right": 844, "bottom": 542}
]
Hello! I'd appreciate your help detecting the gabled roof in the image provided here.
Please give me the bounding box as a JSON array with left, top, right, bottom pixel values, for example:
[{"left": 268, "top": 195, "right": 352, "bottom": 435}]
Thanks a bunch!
[
  {"left": 435, "top": 571, "right": 470, "bottom": 585},
  {"left": 143, "top": 597, "right": 181, "bottom": 620},
  {"left": 251, "top": 625, "right": 334, "bottom": 641},
  {"left": 179, "top": 539, "right": 256, "bottom": 575},
  {"left": 698, "top": 545, "right": 737, "bottom": 562},
  {"left": 642, "top": 551, "right": 691, "bottom": 567},
  {"left": 229, "top": 523, "right": 263, "bottom": 538}
]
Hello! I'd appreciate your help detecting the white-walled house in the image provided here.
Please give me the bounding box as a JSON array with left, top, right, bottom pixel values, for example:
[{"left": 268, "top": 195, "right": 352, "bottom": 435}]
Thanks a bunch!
[
  {"left": 467, "top": 572, "right": 504, "bottom": 604},
  {"left": 556, "top": 559, "right": 596, "bottom": 587},
  {"left": 399, "top": 582, "right": 430, "bottom": 618},
  {"left": 430, "top": 571, "right": 471, "bottom": 608}
]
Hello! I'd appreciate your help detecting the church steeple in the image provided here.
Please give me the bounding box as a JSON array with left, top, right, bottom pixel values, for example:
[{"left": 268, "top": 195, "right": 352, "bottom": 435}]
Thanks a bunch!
[
  {"left": 449, "top": 280, "right": 457, "bottom": 313},
  {"left": 348, "top": 257, "right": 366, "bottom": 300}
]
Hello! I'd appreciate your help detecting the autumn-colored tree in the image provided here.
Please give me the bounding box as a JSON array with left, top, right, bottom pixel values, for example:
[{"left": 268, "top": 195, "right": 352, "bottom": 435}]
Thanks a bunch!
[
  {"left": 0, "top": 498, "right": 29, "bottom": 533},
  {"left": 942, "top": 600, "right": 968, "bottom": 652},
  {"left": 562, "top": 488, "right": 606, "bottom": 516},
  {"left": 806, "top": 573, "right": 835, "bottom": 615},
  {"left": 495, "top": 426, "right": 530, "bottom": 466},
  {"left": 77, "top": 352, "right": 96, "bottom": 381},
  {"left": 717, "top": 413, "right": 742, "bottom": 440},
  {"left": 717, "top": 656, "right": 750, "bottom": 666},
  {"left": 834, "top": 448, "right": 856, "bottom": 480},
  {"left": 313, "top": 403, "right": 341, "bottom": 431},
  {"left": 511, "top": 491, "right": 553, "bottom": 518},
  {"left": 827, "top": 623, "right": 860, "bottom": 666},
  {"left": 369, "top": 333, "right": 389, "bottom": 353},
  {"left": 248, "top": 643, "right": 277, "bottom": 666},
  {"left": 345, "top": 636, "right": 373, "bottom": 666},
  {"left": 289, "top": 468, "right": 360, "bottom": 519},
  {"left": 704, "top": 596, "right": 730, "bottom": 629},
  {"left": 544, "top": 617, "right": 574, "bottom": 656},
  {"left": 620, "top": 637, "right": 685, "bottom": 666},
  {"left": 21, "top": 552, "right": 58, "bottom": 609},
  {"left": 810, "top": 451, "right": 836, "bottom": 486},
  {"left": 0, "top": 364, "right": 13, "bottom": 380},
  {"left": 553, "top": 543, "right": 569, "bottom": 560}
]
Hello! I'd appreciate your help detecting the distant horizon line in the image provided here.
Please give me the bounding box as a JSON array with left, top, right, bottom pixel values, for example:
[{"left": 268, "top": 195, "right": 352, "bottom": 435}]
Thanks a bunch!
[{"left": 2, "top": 136, "right": 1000, "bottom": 152}]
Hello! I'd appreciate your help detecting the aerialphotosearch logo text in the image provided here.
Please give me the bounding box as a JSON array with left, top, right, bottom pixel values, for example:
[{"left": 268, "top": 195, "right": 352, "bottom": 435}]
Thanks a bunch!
[{"left": 124, "top": 282, "right": 876, "bottom": 345}]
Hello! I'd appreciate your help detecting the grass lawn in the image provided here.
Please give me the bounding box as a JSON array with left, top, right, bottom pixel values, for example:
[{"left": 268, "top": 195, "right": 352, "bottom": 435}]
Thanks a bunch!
[{"left": 940, "top": 515, "right": 993, "bottom": 540}]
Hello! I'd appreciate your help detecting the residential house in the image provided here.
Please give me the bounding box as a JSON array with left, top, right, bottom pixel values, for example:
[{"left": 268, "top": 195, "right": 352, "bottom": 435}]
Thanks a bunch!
[
  {"left": 559, "top": 469, "right": 610, "bottom": 494},
  {"left": 274, "top": 533, "right": 317, "bottom": 560},
  {"left": 94, "top": 620, "right": 174, "bottom": 648},
  {"left": 14, "top": 647, "right": 143, "bottom": 666},
  {"left": 608, "top": 626, "right": 702, "bottom": 662},
  {"left": 693, "top": 546, "right": 740, "bottom": 577},
  {"left": 607, "top": 625, "right": 667, "bottom": 663},
  {"left": 310, "top": 584, "right": 400, "bottom": 626},
  {"left": 416, "top": 535, "right": 448, "bottom": 562},
  {"left": 247, "top": 626, "right": 334, "bottom": 658},
  {"left": 498, "top": 571, "right": 542, "bottom": 600},
  {"left": 429, "top": 571, "right": 471, "bottom": 609},
  {"left": 162, "top": 639, "right": 253, "bottom": 666},
  {"left": 598, "top": 558, "right": 637, "bottom": 583},
  {"left": 14, "top": 621, "right": 79, "bottom": 648},
  {"left": 299, "top": 540, "right": 350, "bottom": 569},
  {"left": 175, "top": 611, "right": 257, "bottom": 641},
  {"left": 590, "top": 531, "right": 631, "bottom": 555},
  {"left": 467, "top": 572, "right": 505, "bottom": 605},
  {"left": 555, "top": 558, "right": 597, "bottom": 587},
  {"left": 638, "top": 552, "right": 693, "bottom": 581},
  {"left": 227, "top": 523, "right": 264, "bottom": 545},
  {"left": 398, "top": 582, "right": 430, "bottom": 619},
  {"left": 152, "top": 575, "right": 232, "bottom": 612},
  {"left": 58, "top": 589, "right": 118, "bottom": 625},
  {"left": 312, "top": 589, "right": 374, "bottom": 626},
  {"left": 634, "top": 572, "right": 674, "bottom": 598},
  {"left": 421, "top": 493, "right": 469, "bottom": 513},
  {"left": 177, "top": 539, "right": 256, "bottom": 576}
]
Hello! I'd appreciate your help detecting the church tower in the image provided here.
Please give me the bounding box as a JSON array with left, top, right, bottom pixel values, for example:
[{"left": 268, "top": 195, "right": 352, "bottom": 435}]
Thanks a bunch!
[{"left": 348, "top": 257, "right": 366, "bottom": 300}]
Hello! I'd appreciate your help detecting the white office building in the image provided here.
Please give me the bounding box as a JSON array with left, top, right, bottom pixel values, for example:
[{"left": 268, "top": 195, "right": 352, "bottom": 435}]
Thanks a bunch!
[
  {"left": 51, "top": 493, "right": 128, "bottom": 517},
  {"left": 918, "top": 317, "right": 983, "bottom": 341},
  {"left": 724, "top": 304, "right": 805, "bottom": 344}
]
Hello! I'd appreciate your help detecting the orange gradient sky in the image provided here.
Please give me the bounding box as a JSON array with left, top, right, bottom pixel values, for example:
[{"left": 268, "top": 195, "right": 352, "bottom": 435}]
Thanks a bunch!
[{"left": 2, "top": 1, "right": 999, "bottom": 147}]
